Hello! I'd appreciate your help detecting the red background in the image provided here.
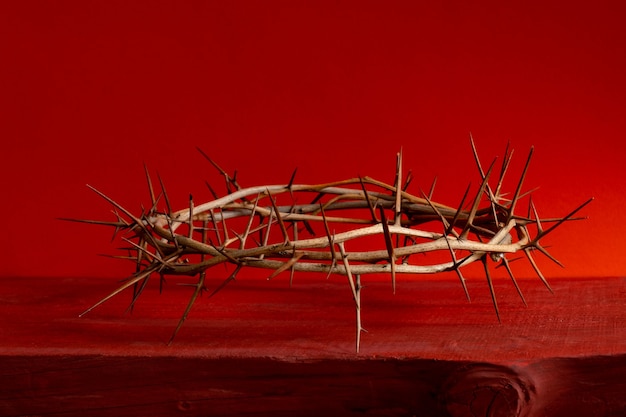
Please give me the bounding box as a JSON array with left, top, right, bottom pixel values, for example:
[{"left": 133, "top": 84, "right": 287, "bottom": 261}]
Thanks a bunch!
[{"left": 1, "top": 1, "right": 625, "bottom": 280}]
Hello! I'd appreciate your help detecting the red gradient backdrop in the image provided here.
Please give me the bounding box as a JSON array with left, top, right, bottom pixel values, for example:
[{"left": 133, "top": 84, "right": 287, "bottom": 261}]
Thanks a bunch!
[{"left": 2, "top": 1, "right": 625, "bottom": 280}]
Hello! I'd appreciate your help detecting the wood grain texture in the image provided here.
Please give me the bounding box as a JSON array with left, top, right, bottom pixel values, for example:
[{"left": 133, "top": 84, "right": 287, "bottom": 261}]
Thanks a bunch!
[{"left": 1, "top": 275, "right": 625, "bottom": 416}]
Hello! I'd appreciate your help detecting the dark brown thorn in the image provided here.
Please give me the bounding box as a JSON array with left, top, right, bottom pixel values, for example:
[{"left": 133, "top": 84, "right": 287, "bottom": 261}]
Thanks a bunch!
[
  {"left": 211, "top": 243, "right": 241, "bottom": 265},
  {"left": 128, "top": 270, "right": 153, "bottom": 314},
  {"left": 57, "top": 217, "right": 128, "bottom": 229},
  {"left": 460, "top": 159, "right": 496, "bottom": 240},
  {"left": 196, "top": 146, "right": 234, "bottom": 186},
  {"left": 168, "top": 272, "right": 206, "bottom": 345},
  {"left": 208, "top": 265, "right": 242, "bottom": 299},
  {"left": 402, "top": 169, "right": 413, "bottom": 192},
  {"left": 79, "top": 265, "right": 158, "bottom": 317},
  {"left": 205, "top": 180, "right": 219, "bottom": 200},
  {"left": 144, "top": 163, "right": 157, "bottom": 215},
  {"left": 529, "top": 198, "right": 543, "bottom": 234},
  {"left": 470, "top": 138, "right": 505, "bottom": 223},
  {"left": 267, "top": 189, "right": 290, "bottom": 244},
  {"left": 287, "top": 168, "right": 298, "bottom": 198},
  {"left": 188, "top": 194, "right": 194, "bottom": 239},
  {"left": 420, "top": 189, "right": 456, "bottom": 237},
  {"left": 320, "top": 204, "right": 337, "bottom": 268},
  {"left": 500, "top": 257, "right": 527, "bottom": 306},
  {"left": 534, "top": 243, "right": 564, "bottom": 268},
  {"left": 156, "top": 174, "right": 173, "bottom": 217},
  {"left": 267, "top": 252, "right": 305, "bottom": 280},
  {"left": 507, "top": 146, "right": 534, "bottom": 222},
  {"left": 290, "top": 222, "right": 299, "bottom": 286},
  {"left": 359, "top": 176, "right": 378, "bottom": 223},
  {"left": 87, "top": 184, "right": 164, "bottom": 257},
  {"left": 220, "top": 209, "right": 230, "bottom": 242},
  {"left": 258, "top": 210, "right": 274, "bottom": 260},
  {"left": 533, "top": 197, "right": 593, "bottom": 242},
  {"left": 378, "top": 206, "right": 396, "bottom": 294},
  {"left": 447, "top": 183, "right": 472, "bottom": 236},
  {"left": 482, "top": 257, "right": 501, "bottom": 323},
  {"left": 240, "top": 194, "right": 261, "bottom": 249},
  {"left": 338, "top": 242, "right": 362, "bottom": 353},
  {"left": 394, "top": 149, "right": 403, "bottom": 226},
  {"left": 442, "top": 227, "right": 470, "bottom": 302},
  {"left": 303, "top": 219, "right": 316, "bottom": 236},
  {"left": 208, "top": 208, "right": 222, "bottom": 246},
  {"left": 495, "top": 142, "right": 514, "bottom": 200},
  {"left": 469, "top": 133, "right": 484, "bottom": 177},
  {"left": 523, "top": 248, "right": 554, "bottom": 293},
  {"left": 428, "top": 176, "right": 437, "bottom": 200}
]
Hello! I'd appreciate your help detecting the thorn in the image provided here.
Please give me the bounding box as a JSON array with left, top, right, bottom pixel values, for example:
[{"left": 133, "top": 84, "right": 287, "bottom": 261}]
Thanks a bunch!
[
  {"left": 394, "top": 149, "right": 403, "bottom": 226},
  {"left": 524, "top": 248, "right": 554, "bottom": 293},
  {"left": 338, "top": 243, "right": 362, "bottom": 354},
  {"left": 287, "top": 168, "right": 298, "bottom": 199},
  {"left": 501, "top": 257, "right": 527, "bottom": 306},
  {"left": 168, "top": 272, "right": 206, "bottom": 345},
  {"left": 267, "top": 189, "right": 290, "bottom": 244},
  {"left": 208, "top": 265, "right": 242, "bottom": 299},
  {"left": 320, "top": 204, "right": 337, "bottom": 269},
  {"left": 205, "top": 181, "right": 219, "bottom": 200},
  {"left": 460, "top": 159, "right": 496, "bottom": 240},
  {"left": 267, "top": 252, "right": 304, "bottom": 280},
  {"left": 144, "top": 163, "right": 157, "bottom": 214},
  {"left": 482, "top": 257, "right": 501, "bottom": 323},
  {"left": 359, "top": 176, "right": 378, "bottom": 223},
  {"left": 428, "top": 176, "right": 437, "bottom": 200},
  {"left": 507, "top": 146, "right": 534, "bottom": 223},
  {"left": 379, "top": 206, "right": 396, "bottom": 294}
]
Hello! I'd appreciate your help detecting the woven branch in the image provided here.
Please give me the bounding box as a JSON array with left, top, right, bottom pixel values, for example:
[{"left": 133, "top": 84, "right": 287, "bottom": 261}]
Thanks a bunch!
[{"left": 65, "top": 139, "right": 592, "bottom": 352}]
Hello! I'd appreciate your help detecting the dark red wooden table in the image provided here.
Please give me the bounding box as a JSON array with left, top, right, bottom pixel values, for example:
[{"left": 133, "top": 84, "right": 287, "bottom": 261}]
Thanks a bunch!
[{"left": 1, "top": 275, "right": 625, "bottom": 416}]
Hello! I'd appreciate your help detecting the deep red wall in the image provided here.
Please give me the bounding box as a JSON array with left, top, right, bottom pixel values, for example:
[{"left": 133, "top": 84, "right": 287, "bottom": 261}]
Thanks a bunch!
[{"left": 2, "top": 1, "right": 625, "bottom": 279}]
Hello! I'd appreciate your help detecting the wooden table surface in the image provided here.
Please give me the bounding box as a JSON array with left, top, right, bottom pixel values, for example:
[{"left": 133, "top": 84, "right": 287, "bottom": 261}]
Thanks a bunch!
[{"left": 1, "top": 274, "right": 625, "bottom": 416}]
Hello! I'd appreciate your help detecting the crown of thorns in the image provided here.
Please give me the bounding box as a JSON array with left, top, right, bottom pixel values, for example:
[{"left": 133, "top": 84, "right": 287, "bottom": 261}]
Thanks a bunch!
[{"left": 66, "top": 138, "right": 591, "bottom": 352}]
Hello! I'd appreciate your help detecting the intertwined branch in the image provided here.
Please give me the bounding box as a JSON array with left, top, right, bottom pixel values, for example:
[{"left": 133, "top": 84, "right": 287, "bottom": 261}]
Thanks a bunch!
[{"left": 65, "top": 139, "right": 591, "bottom": 352}]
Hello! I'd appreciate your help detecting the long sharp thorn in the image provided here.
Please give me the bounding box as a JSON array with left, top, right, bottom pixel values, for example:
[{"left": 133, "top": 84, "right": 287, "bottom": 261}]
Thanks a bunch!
[
  {"left": 469, "top": 133, "right": 485, "bottom": 177},
  {"left": 188, "top": 194, "right": 194, "bottom": 239},
  {"left": 79, "top": 266, "right": 157, "bottom": 317},
  {"left": 524, "top": 248, "right": 554, "bottom": 293},
  {"left": 144, "top": 163, "right": 157, "bottom": 214},
  {"left": 428, "top": 176, "right": 437, "bottom": 200},
  {"left": 501, "top": 257, "right": 527, "bottom": 306},
  {"left": 205, "top": 181, "right": 219, "bottom": 200},
  {"left": 267, "top": 189, "right": 289, "bottom": 244},
  {"left": 208, "top": 265, "right": 242, "bottom": 299},
  {"left": 196, "top": 147, "right": 229, "bottom": 178},
  {"left": 482, "top": 257, "right": 501, "bottom": 323},
  {"left": 507, "top": 146, "right": 534, "bottom": 222},
  {"left": 460, "top": 159, "right": 496, "bottom": 239},
  {"left": 495, "top": 143, "right": 514, "bottom": 200},
  {"left": 287, "top": 168, "right": 298, "bottom": 199},
  {"left": 447, "top": 183, "right": 471, "bottom": 236},
  {"left": 168, "top": 272, "right": 206, "bottom": 345},
  {"left": 268, "top": 252, "right": 304, "bottom": 280},
  {"left": 359, "top": 176, "right": 378, "bottom": 223},
  {"left": 87, "top": 184, "right": 163, "bottom": 256},
  {"left": 320, "top": 204, "right": 337, "bottom": 269},
  {"left": 534, "top": 197, "right": 594, "bottom": 242},
  {"left": 378, "top": 206, "right": 396, "bottom": 294},
  {"left": 402, "top": 170, "right": 413, "bottom": 192},
  {"left": 208, "top": 208, "right": 222, "bottom": 246},
  {"left": 442, "top": 228, "right": 470, "bottom": 302},
  {"left": 338, "top": 242, "right": 361, "bottom": 353},
  {"left": 394, "top": 149, "right": 403, "bottom": 226},
  {"left": 239, "top": 194, "right": 261, "bottom": 249}
]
